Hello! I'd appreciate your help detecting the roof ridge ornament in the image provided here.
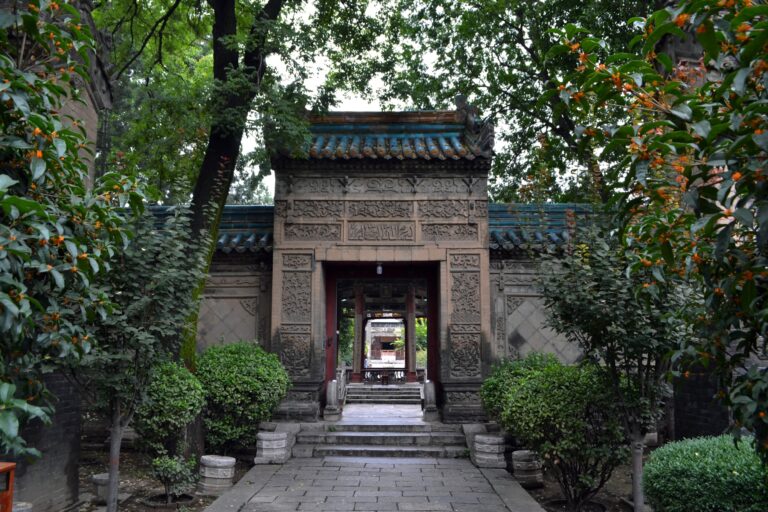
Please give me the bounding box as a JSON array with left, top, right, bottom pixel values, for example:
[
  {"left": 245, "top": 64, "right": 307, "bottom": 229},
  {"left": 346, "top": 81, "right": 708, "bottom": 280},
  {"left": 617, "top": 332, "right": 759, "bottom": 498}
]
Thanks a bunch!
[{"left": 456, "top": 95, "right": 494, "bottom": 158}]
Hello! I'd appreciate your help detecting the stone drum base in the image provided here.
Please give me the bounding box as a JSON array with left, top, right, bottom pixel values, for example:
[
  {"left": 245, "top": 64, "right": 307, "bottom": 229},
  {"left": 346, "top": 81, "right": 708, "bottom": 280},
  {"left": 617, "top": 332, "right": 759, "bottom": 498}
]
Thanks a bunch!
[{"left": 198, "top": 455, "right": 236, "bottom": 496}]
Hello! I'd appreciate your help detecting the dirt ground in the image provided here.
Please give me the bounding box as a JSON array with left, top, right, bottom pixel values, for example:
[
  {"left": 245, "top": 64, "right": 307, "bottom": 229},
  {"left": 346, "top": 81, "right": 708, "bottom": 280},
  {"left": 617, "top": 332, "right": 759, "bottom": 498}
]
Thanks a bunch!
[
  {"left": 77, "top": 449, "right": 250, "bottom": 512},
  {"left": 528, "top": 463, "right": 634, "bottom": 512}
]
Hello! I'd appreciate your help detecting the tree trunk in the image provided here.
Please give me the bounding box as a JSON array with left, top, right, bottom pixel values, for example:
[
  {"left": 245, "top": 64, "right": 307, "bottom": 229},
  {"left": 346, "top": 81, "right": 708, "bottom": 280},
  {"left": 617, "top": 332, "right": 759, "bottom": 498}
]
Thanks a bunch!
[
  {"left": 180, "top": 0, "right": 284, "bottom": 365},
  {"left": 106, "top": 405, "right": 124, "bottom": 512},
  {"left": 631, "top": 431, "right": 646, "bottom": 512}
]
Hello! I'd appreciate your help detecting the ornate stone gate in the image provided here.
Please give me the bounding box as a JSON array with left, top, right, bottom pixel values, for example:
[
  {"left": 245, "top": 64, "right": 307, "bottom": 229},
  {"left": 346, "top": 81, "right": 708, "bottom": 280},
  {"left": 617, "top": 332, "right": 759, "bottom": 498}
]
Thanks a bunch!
[{"left": 269, "top": 103, "right": 495, "bottom": 421}]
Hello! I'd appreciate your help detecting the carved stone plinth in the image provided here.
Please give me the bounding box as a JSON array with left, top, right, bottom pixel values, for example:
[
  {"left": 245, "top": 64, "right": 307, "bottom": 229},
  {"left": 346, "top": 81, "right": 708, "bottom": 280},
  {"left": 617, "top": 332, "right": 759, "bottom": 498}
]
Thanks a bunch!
[{"left": 197, "top": 455, "right": 236, "bottom": 496}]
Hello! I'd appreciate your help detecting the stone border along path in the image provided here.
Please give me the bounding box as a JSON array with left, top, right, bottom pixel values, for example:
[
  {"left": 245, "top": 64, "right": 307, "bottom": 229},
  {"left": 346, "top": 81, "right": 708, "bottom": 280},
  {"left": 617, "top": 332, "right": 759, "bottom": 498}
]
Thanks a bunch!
[{"left": 204, "top": 456, "right": 546, "bottom": 512}]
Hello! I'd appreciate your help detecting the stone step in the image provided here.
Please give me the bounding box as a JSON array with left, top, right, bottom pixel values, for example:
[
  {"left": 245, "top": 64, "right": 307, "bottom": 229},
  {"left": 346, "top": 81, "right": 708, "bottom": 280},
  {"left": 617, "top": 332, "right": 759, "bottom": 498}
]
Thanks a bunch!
[
  {"left": 307, "top": 444, "right": 469, "bottom": 458},
  {"left": 321, "top": 423, "right": 461, "bottom": 433},
  {"left": 296, "top": 431, "right": 466, "bottom": 446},
  {"left": 345, "top": 398, "right": 422, "bottom": 404}
]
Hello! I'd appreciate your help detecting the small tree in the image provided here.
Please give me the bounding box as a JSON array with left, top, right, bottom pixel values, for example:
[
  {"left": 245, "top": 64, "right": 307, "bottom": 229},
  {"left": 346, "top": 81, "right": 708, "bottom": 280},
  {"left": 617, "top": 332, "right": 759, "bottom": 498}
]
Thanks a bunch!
[
  {"left": 540, "top": 227, "right": 688, "bottom": 511},
  {"left": 551, "top": 0, "right": 768, "bottom": 466},
  {"left": 69, "top": 209, "right": 208, "bottom": 512},
  {"left": 134, "top": 361, "right": 205, "bottom": 457},
  {"left": 0, "top": 1, "right": 137, "bottom": 456},
  {"left": 497, "top": 356, "right": 628, "bottom": 512}
]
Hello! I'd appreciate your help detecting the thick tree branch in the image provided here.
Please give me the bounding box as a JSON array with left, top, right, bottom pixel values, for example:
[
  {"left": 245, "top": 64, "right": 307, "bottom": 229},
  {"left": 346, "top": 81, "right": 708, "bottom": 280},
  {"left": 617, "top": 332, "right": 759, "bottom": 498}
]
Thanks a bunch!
[{"left": 113, "top": 0, "right": 183, "bottom": 80}]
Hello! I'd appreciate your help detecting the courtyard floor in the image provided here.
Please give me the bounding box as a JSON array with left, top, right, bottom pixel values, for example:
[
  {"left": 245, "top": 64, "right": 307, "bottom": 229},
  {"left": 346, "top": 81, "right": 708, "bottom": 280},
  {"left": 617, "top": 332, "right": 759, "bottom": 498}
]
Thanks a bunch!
[{"left": 204, "top": 456, "right": 545, "bottom": 512}]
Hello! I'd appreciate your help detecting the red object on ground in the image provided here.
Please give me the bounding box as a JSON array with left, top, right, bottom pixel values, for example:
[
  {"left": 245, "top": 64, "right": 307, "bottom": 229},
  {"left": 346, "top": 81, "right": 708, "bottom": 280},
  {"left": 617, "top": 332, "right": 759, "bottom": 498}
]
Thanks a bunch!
[{"left": 0, "top": 462, "right": 16, "bottom": 512}]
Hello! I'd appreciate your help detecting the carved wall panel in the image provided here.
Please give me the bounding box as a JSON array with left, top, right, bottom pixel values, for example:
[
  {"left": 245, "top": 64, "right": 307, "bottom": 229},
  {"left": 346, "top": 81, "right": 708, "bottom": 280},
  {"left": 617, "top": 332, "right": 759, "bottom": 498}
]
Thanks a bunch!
[
  {"left": 348, "top": 222, "right": 415, "bottom": 241},
  {"left": 450, "top": 272, "right": 481, "bottom": 324},
  {"left": 274, "top": 200, "right": 288, "bottom": 217},
  {"left": 283, "top": 254, "right": 313, "bottom": 270},
  {"left": 240, "top": 298, "right": 258, "bottom": 316},
  {"left": 347, "top": 201, "right": 412, "bottom": 218},
  {"left": 446, "top": 391, "right": 481, "bottom": 402},
  {"left": 284, "top": 223, "right": 341, "bottom": 241},
  {"left": 422, "top": 224, "right": 478, "bottom": 241},
  {"left": 506, "top": 296, "right": 525, "bottom": 314},
  {"left": 474, "top": 200, "right": 488, "bottom": 217},
  {"left": 495, "top": 316, "right": 505, "bottom": 355},
  {"left": 292, "top": 200, "right": 344, "bottom": 218},
  {"left": 281, "top": 271, "right": 312, "bottom": 323},
  {"left": 280, "top": 331, "right": 311, "bottom": 377},
  {"left": 449, "top": 254, "right": 481, "bottom": 270},
  {"left": 449, "top": 332, "right": 481, "bottom": 378},
  {"left": 418, "top": 200, "right": 468, "bottom": 218},
  {"left": 276, "top": 176, "right": 487, "bottom": 196}
]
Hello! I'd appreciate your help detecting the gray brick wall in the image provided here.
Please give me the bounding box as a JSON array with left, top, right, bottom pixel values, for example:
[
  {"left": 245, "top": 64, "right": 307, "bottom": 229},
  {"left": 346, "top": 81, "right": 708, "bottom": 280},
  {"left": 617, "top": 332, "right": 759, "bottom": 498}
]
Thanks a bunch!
[{"left": 9, "top": 373, "right": 81, "bottom": 511}]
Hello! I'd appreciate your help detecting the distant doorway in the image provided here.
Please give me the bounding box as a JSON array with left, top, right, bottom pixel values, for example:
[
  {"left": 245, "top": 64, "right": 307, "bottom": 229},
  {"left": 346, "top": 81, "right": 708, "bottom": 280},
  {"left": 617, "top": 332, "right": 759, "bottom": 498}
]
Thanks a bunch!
[{"left": 324, "top": 263, "right": 439, "bottom": 390}]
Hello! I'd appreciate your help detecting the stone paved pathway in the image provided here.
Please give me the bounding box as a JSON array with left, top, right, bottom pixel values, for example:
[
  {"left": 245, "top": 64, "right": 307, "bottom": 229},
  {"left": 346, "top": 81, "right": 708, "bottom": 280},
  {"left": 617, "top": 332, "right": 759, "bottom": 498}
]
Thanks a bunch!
[{"left": 206, "top": 456, "right": 545, "bottom": 512}]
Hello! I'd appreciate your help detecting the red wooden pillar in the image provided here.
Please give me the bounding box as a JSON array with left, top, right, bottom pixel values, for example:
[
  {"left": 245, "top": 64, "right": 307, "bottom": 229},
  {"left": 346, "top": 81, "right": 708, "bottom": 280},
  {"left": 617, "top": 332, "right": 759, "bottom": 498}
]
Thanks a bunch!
[
  {"left": 350, "top": 283, "right": 365, "bottom": 383},
  {"left": 405, "top": 284, "right": 417, "bottom": 382}
]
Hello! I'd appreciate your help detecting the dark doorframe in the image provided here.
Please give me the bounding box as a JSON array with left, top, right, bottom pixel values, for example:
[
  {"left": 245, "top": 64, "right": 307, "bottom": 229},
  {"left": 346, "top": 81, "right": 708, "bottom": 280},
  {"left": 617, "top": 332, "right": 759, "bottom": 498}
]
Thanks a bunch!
[{"left": 323, "top": 262, "right": 440, "bottom": 390}]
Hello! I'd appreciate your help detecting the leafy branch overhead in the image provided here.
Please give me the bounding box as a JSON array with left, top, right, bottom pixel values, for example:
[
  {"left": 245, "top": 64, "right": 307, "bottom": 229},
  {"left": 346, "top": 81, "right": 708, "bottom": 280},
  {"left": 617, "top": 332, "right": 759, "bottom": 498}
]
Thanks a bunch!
[{"left": 551, "top": 0, "right": 768, "bottom": 460}]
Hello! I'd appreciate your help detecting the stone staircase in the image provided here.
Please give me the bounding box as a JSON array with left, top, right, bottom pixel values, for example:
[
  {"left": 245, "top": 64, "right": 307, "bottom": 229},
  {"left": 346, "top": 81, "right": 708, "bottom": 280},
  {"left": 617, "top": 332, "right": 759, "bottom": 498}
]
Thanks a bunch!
[
  {"left": 293, "top": 422, "right": 469, "bottom": 458},
  {"left": 345, "top": 384, "right": 422, "bottom": 404}
]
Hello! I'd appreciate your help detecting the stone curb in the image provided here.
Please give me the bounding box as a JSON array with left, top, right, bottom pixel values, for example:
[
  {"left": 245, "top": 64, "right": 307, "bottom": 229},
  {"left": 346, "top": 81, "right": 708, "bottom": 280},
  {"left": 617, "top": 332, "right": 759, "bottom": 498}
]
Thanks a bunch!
[
  {"left": 202, "top": 465, "right": 280, "bottom": 512},
  {"left": 479, "top": 467, "right": 548, "bottom": 512}
]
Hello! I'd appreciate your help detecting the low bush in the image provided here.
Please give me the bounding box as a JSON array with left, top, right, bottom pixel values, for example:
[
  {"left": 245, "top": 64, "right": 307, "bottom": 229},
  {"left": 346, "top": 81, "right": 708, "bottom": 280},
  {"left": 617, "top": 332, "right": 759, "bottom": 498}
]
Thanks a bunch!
[
  {"left": 479, "top": 353, "right": 558, "bottom": 421},
  {"left": 134, "top": 361, "right": 205, "bottom": 456},
  {"left": 644, "top": 435, "right": 768, "bottom": 512},
  {"left": 150, "top": 455, "right": 196, "bottom": 503},
  {"left": 196, "top": 342, "right": 290, "bottom": 452},
  {"left": 496, "top": 356, "right": 627, "bottom": 511}
]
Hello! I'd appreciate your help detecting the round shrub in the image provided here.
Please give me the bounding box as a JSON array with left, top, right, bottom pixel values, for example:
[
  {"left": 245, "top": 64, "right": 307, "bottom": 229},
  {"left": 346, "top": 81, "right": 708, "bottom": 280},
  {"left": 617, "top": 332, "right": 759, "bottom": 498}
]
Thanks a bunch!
[
  {"left": 134, "top": 361, "right": 205, "bottom": 456},
  {"left": 196, "top": 342, "right": 290, "bottom": 452},
  {"left": 644, "top": 435, "right": 768, "bottom": 512},
  {"left": 499, "top": 357, "right": 627, "bottom": 511},
  {"left": 480, "top": 353, "right": 558, "bottom": 421}
]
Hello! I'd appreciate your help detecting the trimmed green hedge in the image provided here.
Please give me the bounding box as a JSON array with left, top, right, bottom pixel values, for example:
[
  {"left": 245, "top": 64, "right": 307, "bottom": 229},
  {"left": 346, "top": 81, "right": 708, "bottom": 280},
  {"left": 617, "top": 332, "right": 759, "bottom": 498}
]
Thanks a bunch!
[
  {"left": 134, "top": 361, "right": 205, "bottom": 456},
  {"left": 196, "top": 342, "right": 290, "bottom": 452},
  {"left": 644, "top": 435, "right": 768, "bottom": 512},
  {"left": 479, "top": 353, "right": 559, "bottom": 421}
]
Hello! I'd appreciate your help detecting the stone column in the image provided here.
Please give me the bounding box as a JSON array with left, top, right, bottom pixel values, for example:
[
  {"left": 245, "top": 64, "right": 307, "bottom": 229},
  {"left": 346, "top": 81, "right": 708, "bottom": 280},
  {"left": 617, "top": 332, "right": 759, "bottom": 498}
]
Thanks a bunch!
[
  {"left": 351, "top": 283, "right": 364, "bottom": 383},
  {"left": 406, "top": 284, "right": 417, "bottom": 382}
]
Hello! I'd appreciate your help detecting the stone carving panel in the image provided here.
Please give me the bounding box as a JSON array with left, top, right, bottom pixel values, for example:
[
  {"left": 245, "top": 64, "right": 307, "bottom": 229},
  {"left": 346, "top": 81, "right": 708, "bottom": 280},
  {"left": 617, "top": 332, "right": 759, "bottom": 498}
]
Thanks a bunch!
[
  {"left": 292, "top": 200, "right": 344, "bottom": 218},
  {"left": 418, "top": 200, "right": 468, "bottom": 218},
  {"left": 449, "top": 332, "right": 481, "bottom": 378},
  {"left": 348, "top": 222, "right": 415, "bottom": 241},
  {"left": 451, "top": 272, "right": 481, "bottom": 324},
  {"left": 274, "top": 200, "right": 288, "bottom": 217},
  {"left": 506, "top": 296, "right": 525, "bottom": 314},
  {"left": 284, "top": 223, "right": 341, "bottom": 241},
  {"left": 281, "top": 272, "right": 311, "bottom": 323},
  {"left": 240, "top": 298, "right": 258, "bottom": 317},
  {"left": 448, "top": 324, "right": 481, "bottom": 333},
  {"left": 347, "top": 201, "right": 412, "bottom": 218},
  {"left": 474, "top": 200, "right": 488, "bottom": 217},
  {"left": 286, "top": 391, "right": 316, "bottom": 402},
  {"left": 422, "top": 224, "right": 478, "bottom": 241},
  {"left": 450, "top": 254, "right": 481, "bottom": 270},
  {"left": 283, "top": 254, "right": 312, "bottom": 270},
  {"left": 278, "top": 176, "right": 485, "bottom": 196},
  {"left": 280, "top": 331, "right": 311, "bottom": 377},
  {"left": 495, "top": 316, "right": 505, "bottom": 355},
  {"left": 446, "top": 391, "right": 481, "bottom": 402}
]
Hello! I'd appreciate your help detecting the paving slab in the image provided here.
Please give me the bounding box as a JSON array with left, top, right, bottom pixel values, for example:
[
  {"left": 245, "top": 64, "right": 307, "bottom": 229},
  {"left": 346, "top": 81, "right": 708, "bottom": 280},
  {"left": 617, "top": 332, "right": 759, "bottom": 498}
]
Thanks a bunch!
[{"left": 204, "top": 457, "right": 545, "bottom": 512}]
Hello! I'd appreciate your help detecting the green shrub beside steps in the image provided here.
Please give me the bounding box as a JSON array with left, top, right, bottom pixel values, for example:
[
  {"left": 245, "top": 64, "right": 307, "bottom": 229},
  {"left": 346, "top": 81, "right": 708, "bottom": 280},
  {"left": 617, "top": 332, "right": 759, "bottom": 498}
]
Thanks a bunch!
[
  {"left": 644, "top": 435, "right": 768, "bottom": 512},
  {"left": 481, "top": 353, "right": 627, "bottom": 511},
  {"left": 196, "top": 342, "right": 290, "bottom": 452}
]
